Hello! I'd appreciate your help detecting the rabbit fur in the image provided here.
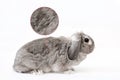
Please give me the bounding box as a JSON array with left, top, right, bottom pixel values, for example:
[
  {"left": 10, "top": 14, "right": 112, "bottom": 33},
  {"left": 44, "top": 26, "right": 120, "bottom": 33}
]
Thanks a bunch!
[{"left": 13, "top": 32, "right": 95, "bottom": 73}]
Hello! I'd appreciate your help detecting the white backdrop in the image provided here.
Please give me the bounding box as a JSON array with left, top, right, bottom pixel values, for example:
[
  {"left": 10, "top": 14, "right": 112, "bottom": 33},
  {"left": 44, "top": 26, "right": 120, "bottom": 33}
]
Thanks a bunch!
[{"left": 0, "top": 0, "right": 120, "bottom": 80}]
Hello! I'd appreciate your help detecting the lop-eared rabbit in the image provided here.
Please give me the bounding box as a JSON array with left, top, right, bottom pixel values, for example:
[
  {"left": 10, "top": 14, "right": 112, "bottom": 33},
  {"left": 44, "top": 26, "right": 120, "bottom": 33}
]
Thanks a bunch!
[{"left": 13, "top": 32, "right": 95, "bottom": 73}]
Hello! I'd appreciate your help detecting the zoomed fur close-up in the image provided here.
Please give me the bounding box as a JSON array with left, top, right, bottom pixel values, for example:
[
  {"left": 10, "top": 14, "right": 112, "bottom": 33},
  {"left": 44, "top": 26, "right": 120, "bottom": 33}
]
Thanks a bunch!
[
  {"left": 13, "top": 32, "right": 95, "bottom": 73},
  {"left": 30, "top": 7, "right": 59, "bottom": 35}
]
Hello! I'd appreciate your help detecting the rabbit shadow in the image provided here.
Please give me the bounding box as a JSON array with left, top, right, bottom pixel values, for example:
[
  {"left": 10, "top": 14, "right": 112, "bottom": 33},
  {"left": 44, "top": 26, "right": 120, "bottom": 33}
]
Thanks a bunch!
[{"left": 63, "top": 67, "right": 101, "bottom": 74}]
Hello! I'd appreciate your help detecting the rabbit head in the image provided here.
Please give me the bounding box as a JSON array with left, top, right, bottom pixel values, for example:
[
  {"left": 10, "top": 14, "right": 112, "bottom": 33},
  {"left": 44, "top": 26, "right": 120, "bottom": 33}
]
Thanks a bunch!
[
  {"left": 80, "top": 33, "right": 95, "bottom": 54},
  {"left": 68, "top": 32, "right": 95, "bottom": 60}
]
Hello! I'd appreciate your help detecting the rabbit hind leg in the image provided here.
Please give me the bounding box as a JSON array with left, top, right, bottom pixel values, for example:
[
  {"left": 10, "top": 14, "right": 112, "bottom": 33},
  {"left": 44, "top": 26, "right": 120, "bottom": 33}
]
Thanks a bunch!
[
  {"left": 13, "top": 64, "right": 33, "bottom": 73},
  {"left": 42, "top": 66, "right": 52, "bottom": 73}
]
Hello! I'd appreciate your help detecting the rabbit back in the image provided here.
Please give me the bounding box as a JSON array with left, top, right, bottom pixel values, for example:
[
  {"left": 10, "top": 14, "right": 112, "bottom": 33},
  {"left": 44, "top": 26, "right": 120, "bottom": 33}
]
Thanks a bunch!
[{"left": 13, "top": 37, "right": 71, "bottom": 73}]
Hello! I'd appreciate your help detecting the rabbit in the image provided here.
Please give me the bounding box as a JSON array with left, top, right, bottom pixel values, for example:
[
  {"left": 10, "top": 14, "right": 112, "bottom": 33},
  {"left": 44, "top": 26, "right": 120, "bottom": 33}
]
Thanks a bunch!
[{"left": 13, "top": 32, "right": 95, "bottom": 73}]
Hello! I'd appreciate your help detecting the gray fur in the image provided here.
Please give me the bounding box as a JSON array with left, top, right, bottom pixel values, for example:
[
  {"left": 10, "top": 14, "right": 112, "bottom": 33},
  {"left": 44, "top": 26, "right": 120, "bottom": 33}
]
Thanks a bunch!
[
  {"left": 13, "top": 32, "right": 95, "bottom": 73},
  {"left": 30, "top": 7, "right": 59, "bottom": 35}
]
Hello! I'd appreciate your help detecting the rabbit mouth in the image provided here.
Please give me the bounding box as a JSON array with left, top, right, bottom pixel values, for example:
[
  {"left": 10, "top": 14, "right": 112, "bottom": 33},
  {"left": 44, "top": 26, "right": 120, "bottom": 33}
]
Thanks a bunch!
[
  {"left": 87, "top": 44, "right": 95, "bottom": 54},
  {"left": 90, "top": 43, "right": 95, "bottom": 53},
  {"left": 81, "top": 44, "right": 94, "bottom": 54}
]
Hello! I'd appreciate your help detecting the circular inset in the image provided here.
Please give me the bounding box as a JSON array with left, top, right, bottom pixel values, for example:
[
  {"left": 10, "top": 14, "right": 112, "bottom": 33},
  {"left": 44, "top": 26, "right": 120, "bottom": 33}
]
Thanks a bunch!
[{"left": 30, "top": 7, "right": 59, "bottom": 35}]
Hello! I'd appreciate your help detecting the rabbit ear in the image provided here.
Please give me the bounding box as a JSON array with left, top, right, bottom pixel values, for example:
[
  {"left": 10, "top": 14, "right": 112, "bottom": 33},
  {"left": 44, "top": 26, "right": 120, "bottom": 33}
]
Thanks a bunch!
[{"left": 68, "top": 40, "right": 81, "bottom": 60}]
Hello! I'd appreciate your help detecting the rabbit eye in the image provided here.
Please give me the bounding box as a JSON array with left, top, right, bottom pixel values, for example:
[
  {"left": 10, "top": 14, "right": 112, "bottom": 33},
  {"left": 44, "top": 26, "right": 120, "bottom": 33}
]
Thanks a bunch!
[{"left": 84, "top": 38, "right": 89, "bottom": 43}]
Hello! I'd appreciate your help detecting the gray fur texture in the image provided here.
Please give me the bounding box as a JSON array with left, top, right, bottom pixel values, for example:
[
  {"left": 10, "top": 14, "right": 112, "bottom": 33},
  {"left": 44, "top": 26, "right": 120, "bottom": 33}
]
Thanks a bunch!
[
  {"left": 30, "top": 7, "right": 59, "bottom": 35},
  {"left": 13, "top": 32, "right": 95, "bottom": 73}
]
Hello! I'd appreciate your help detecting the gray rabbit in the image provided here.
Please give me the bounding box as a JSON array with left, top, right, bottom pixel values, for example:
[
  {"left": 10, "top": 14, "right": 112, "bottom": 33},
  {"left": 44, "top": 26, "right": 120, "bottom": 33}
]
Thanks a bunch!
[{"left": 13, "top": 32, "right": 95, "bottom": 73}]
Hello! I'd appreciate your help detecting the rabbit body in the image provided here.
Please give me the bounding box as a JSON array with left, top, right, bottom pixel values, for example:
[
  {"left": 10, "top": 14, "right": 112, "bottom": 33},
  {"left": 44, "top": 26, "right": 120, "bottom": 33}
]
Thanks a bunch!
[{"left": 13, "top": 33, "right": 94, "bottom": 73}]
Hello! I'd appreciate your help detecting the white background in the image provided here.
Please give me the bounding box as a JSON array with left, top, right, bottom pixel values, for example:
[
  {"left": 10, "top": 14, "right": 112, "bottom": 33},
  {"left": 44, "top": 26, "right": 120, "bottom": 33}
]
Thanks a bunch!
[{"left": 0, "top": 0, "right": 120, "bottom": 80}]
